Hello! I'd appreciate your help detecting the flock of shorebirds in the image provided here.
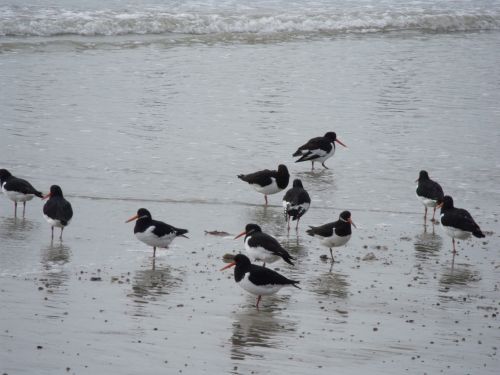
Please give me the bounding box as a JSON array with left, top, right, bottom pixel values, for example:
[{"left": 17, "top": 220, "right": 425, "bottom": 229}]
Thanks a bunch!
[{"left": 0, "top": 131, "right": 486, "bottom": 308}]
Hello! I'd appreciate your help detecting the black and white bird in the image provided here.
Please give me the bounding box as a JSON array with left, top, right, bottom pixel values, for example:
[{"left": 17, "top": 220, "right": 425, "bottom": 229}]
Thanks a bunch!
[
  {"left": 0, "top": 168, "right": 43, "bottom": 217},
  {"left": 43, "top": 185, "right": 73, "bottom": 240},
  {"left": 292, "top": 132, "right": 347, "bottom": 170},
  {"left": 234, "top": 223, "right": 295, "bottom": 266},
  {"left": 306, "top": 210, "right": 356, "bottom": 262},
  {"left": 237, "top": 164, "right": 289, "bottom": 205},
  {"left": 126, "top": 208, "right": 188, "bottom": 258},
  {"left": 437, "top": 195, "right": 485, "bottom": 254},
  {"left": 282, "top": 179, "right": 311, "bottom": 231},
  {"left": 416, "top": 170, "right": 444, "bottom": 223},
  {"left": 221, "top": 254, "right": 300, "bottom": 309}
]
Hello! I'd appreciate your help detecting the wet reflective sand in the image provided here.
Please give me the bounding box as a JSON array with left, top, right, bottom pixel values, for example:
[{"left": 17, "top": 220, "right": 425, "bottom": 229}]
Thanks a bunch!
[{"left": 1, "top": 32, "right": 500, "bottom": 374}]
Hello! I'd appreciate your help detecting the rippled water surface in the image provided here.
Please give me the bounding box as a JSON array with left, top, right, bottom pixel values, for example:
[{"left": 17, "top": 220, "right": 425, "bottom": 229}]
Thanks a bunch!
[{"left": 1, "top": 3, "right": 500, "bottom": 373}]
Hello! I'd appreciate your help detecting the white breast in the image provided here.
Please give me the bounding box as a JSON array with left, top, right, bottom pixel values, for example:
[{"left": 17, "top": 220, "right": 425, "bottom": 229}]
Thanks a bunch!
[
  {"left": 3, "top": 187, "right": 34, "bottom": 203},
  {"left": 440, "top": 221, "right": 471, "bottom": 240},
  {"left": 245, "top": 237, "right": 280, "bottom": 264},
  {"left": 136, "top": 226, "right": 176, "bottom": 248},
  {"left": 238, "top": 273, "right": 285, "bottom": 296},
  {"left": 251, "top": 179, "right": 282, "bottom": 195},
  {"left": 321, "top": 233, "right": 351, "bottom": 248}
]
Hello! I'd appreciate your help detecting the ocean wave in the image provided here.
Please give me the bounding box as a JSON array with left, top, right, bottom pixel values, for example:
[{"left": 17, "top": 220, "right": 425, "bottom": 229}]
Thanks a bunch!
[{"left": 1, "top": 7, "right": 500, "bottom": 37}]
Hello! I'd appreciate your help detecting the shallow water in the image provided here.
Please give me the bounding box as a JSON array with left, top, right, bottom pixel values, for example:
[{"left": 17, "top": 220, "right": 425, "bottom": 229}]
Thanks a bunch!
[{"left": 1, "top": 9, "right": 500, "bottom": 375}]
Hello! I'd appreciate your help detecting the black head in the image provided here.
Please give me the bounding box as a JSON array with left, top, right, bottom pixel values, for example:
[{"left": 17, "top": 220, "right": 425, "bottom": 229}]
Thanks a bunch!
[
  {"left": 233, "top": 253, "right": 252, "bottom": 268},
  {"left": 339, "top": 210, "right": 351, "bottom": 221},
  {"left": 292, "top": 179, "right": 304, "bottom": 188},
  {"left": 440, "top": 195, "right": 454, "bottom": 209},
  {"left": 245, "top": 223, "right": 262, "bottom": 234},
  {"left": 277, "top": 164, "right": 289, "bottom": 175},
  {"left": 418, "top": 170, "right": 430, "bottom": 181},
  {"left": 0, "top": 169, "right": 12, "bottom": 181},
  {"left": 49, "top": 185, "right": 64, "bottom": 197},
  {"left": 324, "top": 132, "right": 337, "bottom": 142},
  {"left": 137, "top": 208, "right": 152, "bottom": 220}
]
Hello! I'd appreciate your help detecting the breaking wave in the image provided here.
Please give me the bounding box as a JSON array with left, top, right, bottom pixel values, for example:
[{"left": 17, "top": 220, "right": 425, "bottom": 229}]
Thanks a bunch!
[{"left": 1, "top": 7, "right": 499, "bottom": 37}]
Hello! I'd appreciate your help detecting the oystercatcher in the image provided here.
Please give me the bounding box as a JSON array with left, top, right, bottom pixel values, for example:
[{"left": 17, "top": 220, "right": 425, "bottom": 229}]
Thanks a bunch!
[
  {"left": 126, "top": 208, "right": 188, "bottom": 258},
  {"left": 237, "top": 164, "right": 289, "bottom": 205},
  {"left": 43, "top": 185, "right": 73, "bottom": 240},
  {"left": 282, "top": 179, "right": 311, "bottom": 231},
  {"left": 234, "top": 223, "right": 295, "bottom": 266},
  {"left": 416, "top": 170, "right": 444, "bottom": 223},
  {"left": 306, "top": 210, "right": 355, "bottom": 262},
  {"left": 0, "top": 168, "right": 43, "bottom": 217},
  {"left": 221, "top": 254, "right": 300, "bottom": 309},
  {"left": 437, "top": 195, "right": 485, "bottom": 254},
  {"left": 292, "top": 132, "right": 347, "bottom": 170}
]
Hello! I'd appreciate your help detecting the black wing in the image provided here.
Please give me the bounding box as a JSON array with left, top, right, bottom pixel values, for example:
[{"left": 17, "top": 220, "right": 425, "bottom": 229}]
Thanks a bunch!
[
  {"left": 248, "top": 264, "right": 300, "bottom": 287},
  {"left": 248, "top": 232, "right": 295, "bottom": 265},
  {"left": 43, "top": 197, "right": 73, "bottom": 224},
  {"left": 152, "top": 220, "right": 188, "bottom": 238},
  {"left": 417, "top": 179, "right": 444, "bottom": 200},
  {"left": 306, "top": 221, "right": 335, "bottom": 237},
  {"left": 441, "top": 208, "right": 483, "bottom": 236},
  {"left": 238, "top": 169, "right": 274, "bottom": 187},
  {"left": 5, "top": 178, "right": 42, "bottom": 197},
  {"left": 293, "top": 137, "right": 332, "bottom": 161}
]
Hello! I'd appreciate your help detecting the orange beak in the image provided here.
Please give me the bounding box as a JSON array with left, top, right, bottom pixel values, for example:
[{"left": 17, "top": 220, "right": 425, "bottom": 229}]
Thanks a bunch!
[
  {"left": 436, "top": 202, "right": 443, "bottom": 209},
  {"left": 234, "top": 231, "right": 246, "bottom": 240},
  {"left": 348, "top": 218, "right": 357, "bottom": 228},
  {"left": 125, "top": 214, "right": 139, "bottom": 223},
  {"left": 42, "top": 193, "right": 51, "bottom": 200},
  {"left": 220, "top": 261, "right": 236, "bottom": 271},
  {"left": 335, "top": 138, "right": 347, "bottom": 148}
]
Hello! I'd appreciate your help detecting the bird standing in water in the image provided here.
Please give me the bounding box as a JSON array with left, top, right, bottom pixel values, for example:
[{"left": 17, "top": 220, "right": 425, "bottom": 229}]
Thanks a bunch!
[
  {"left": 126, "top": 208, "right": 188, "bottom": 258},
  {"left": 437, "top": 195, "right": 485, "bottom": 254},
  {"left": 43, "top": 185, "right": 73, "bottom": 240}
]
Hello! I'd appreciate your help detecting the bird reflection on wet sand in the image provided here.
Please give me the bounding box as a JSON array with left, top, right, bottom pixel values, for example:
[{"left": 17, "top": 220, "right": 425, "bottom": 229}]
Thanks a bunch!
[
  {"left": 414, "top": 229, "right": 442, "bottom": 261},
  {"left": 230, "top": 307, "right": 297, "bottom": 362},
  {"left": 310, "top": 270, "right": 350, "bottom": 299},
  {"left": 129, "top": 262, "right": 183, "bottom": 301},
  {"left": 0, "top": 216, "right": 37, "bottom": 241},
  {"left": 439, "top": 260, "right": 480, "bottom": 291}
]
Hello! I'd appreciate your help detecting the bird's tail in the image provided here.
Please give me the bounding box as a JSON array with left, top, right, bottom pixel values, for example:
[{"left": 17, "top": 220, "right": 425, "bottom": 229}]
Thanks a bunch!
[
  {"left": 176, "top": 228, "right": 189, "bottom": 238},
  {"left": 34, "top": 191, "right": 43, "bottom": 198},
  {"left": 473, "top": 228, "right": 485, "bottom": 238},
  {"left": 237, "top": 174, "right": 248, "bottom": 182},
  {"left": 306, "top": 227, "right": 315, "bottom": 236},
  {"left": 292, "top": 150, "right": 302, "bottom": 157},
  {"left": 282, "top": 252, "right": 295, "bottom": 266},
  {"left": 290, "top": 280, "right": 301, "bottom": 289}
]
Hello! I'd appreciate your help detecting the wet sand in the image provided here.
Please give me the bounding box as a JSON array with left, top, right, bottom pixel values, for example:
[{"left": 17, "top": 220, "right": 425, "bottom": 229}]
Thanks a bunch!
[
  {"left": 1, "top": 195, "right": 498, "bottom": 374},
  {"left": 1, "top": 30, "right": 500, "bottom": 374}
]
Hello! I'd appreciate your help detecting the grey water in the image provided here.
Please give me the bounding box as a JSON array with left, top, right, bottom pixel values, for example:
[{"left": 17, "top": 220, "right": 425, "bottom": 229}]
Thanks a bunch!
[{"left": 1, "top": 0, "right": 500, "bottom": 374}]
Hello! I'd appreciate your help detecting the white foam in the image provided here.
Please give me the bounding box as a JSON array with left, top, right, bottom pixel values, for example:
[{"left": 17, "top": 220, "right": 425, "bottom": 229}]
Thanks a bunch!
[{"left": 0, "top": 6, "right": 499, "bottom": 37}]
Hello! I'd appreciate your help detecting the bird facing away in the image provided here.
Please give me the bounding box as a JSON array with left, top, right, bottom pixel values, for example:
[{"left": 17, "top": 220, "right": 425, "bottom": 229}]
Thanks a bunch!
[
  {"left": 43, "top": 185, "right": 73, "bottom": 241},
  {"left": 237, "top": 164, "right": 290, "bottom": 205},
  {"left": 234, "top": 223, "right": 295, "bottom": 267},
  {"left": 221, "top": 254, "right": 300, "bottom": 309},
  {"left": 292, "top": 132, "right": 347, "bottom": 170},
  {"left": 0, "top": 168, "right": 43, "bottom": 217},
  {"left": 437, "top": 195, "right": 485, "bottom": 254},
  {"left": 416, "top": 170, "right": 444, "bottom": 223},
  {"left": 126, "top": 208, "right": 188, "bottom": 258},
  {"left": 306, "top": 210, "right": 356, "bottom": 262},
  {"left": 282, "top": 178, "right": 311, "bottom": 231}
]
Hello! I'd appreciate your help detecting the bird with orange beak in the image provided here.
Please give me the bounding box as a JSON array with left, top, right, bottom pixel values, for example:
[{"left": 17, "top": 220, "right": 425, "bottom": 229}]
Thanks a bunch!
[
  {"left": 306, "top": 210, "right": 356, "bottom": 262},
  {"left": 126, "top": 208, "right": 188, "bottom": 258},
  {"left": 292, "top": 131, "right": 347, "bottom": 170},
  {"left": 221, "top": 254, "right": 300, "bottom": 309},
  {"left": 234, "top": 223, "right": 295, "bottom": 267}
]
